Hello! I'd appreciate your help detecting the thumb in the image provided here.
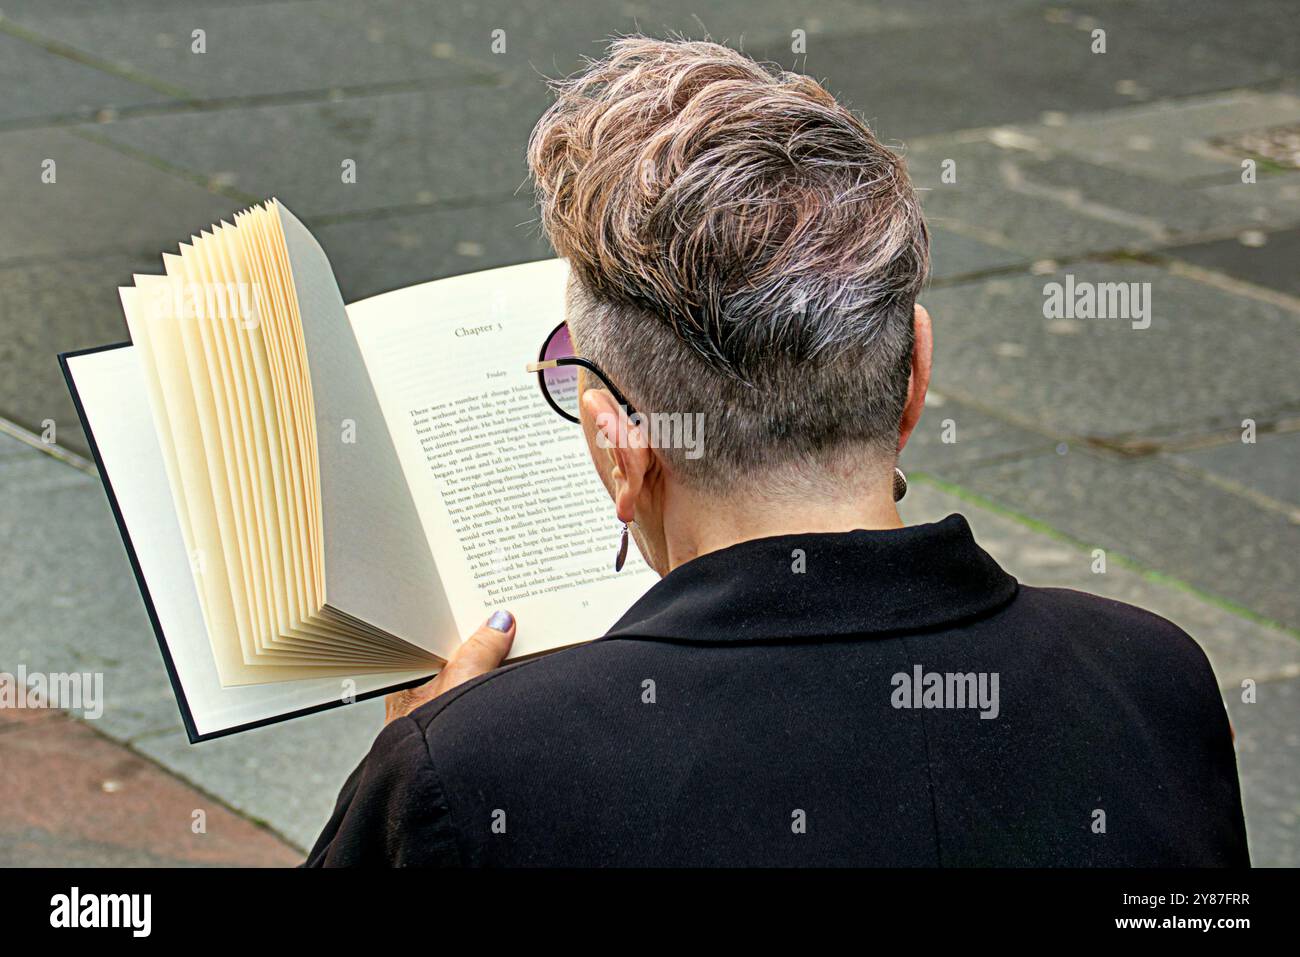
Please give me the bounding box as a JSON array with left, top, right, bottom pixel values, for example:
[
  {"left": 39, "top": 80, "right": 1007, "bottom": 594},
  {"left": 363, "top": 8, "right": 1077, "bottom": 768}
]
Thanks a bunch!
[{"left": 443, "top": 610, "right": 516, "bottom": 684}]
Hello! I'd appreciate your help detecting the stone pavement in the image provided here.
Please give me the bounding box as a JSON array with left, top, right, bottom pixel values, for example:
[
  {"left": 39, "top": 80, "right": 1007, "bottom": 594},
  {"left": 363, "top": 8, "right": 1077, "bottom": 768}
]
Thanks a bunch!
[
  {"left": 0, "top": 0, "right": 1296, "bottom": 865},
  {"left": 0, "top": 683, "right": 299, "bottom": 866}
]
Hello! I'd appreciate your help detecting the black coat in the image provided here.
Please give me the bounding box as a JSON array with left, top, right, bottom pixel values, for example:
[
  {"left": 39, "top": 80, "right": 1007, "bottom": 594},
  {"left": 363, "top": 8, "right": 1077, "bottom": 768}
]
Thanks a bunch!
[{"left": 305, "top": 515, "right": 1249, "bottom": 867}]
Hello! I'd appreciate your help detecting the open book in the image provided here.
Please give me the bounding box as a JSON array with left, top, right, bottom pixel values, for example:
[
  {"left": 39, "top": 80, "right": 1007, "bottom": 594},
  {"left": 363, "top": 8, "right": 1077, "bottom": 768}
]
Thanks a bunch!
[{"left": 60, "top": 201, "right": 655, "bottom": 742}]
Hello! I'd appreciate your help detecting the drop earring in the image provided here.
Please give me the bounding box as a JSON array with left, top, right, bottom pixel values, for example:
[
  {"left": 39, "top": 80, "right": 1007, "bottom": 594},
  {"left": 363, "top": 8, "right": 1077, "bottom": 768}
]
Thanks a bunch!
[
  {"left": 614, "top": 522, "right": 630, "bottom": 572},
  {"left": 892, "top": 467, "right": 908, "bottom": 502}
]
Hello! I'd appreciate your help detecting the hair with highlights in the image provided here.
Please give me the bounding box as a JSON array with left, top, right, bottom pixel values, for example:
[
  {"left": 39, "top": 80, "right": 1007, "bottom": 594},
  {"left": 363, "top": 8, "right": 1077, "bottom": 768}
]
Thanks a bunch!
[{"left": 528, "top": 37, "right": 929, "bottom": 493}]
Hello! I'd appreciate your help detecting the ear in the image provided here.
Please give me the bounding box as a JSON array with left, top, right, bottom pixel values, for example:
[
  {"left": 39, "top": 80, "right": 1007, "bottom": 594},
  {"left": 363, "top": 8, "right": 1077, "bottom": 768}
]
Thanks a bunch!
[
  {"left": 897, "top": 303, "right": 933, "bottom": 453},
  {"left": 581, "top": 386, "right": 654, "bottom": 525}
]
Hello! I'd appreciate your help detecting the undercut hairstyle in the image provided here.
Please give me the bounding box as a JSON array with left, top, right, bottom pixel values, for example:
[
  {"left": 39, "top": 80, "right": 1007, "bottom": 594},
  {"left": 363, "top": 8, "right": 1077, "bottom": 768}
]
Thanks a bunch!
[{"left": 527, "top": 37, "right": 929, "bottom": 494}]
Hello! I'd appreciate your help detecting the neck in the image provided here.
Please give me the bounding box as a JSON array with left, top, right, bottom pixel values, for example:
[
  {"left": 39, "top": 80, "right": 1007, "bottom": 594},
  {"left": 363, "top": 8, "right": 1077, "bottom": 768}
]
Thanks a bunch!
[{"left": 656, "top": 473, "right": 902, "bottom": 574}]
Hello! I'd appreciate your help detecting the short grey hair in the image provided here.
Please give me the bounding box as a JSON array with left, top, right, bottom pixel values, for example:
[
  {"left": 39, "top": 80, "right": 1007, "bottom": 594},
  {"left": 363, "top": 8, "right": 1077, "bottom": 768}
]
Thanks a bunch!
[{"left": 528, "top": 37, "right": 929, "bottom": 494}]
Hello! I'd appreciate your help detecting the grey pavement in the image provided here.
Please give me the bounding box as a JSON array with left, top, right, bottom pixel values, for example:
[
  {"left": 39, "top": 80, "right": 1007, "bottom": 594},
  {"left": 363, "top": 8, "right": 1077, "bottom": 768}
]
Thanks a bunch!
[{"left": 0, "top": 0, "right": 1296, "bottom": 864}]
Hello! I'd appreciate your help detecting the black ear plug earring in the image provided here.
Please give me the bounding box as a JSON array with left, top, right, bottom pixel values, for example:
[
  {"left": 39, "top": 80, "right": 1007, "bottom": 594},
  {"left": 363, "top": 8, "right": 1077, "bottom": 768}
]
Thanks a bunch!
[{"left": 893, "top": 467, "right": 908, "bottom": 502}]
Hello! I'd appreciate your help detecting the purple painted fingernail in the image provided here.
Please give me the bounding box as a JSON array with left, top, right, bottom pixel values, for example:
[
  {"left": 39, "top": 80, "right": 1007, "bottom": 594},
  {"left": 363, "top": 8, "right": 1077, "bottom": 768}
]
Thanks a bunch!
[{"left": 487, "top": 610, "right": 514, "bottom": 632}]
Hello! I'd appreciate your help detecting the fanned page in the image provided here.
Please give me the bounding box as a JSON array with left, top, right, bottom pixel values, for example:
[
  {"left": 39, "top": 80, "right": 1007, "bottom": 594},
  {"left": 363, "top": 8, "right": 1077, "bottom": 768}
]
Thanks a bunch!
[
  {"left": 62, "top": 345, "right": 433, "bottom": 739},
  {"left": 118, "top": 201, "right": 440, "bottom": 686},
  {"left": 348, "top": 260, "right": 657, "bottom": 659}
]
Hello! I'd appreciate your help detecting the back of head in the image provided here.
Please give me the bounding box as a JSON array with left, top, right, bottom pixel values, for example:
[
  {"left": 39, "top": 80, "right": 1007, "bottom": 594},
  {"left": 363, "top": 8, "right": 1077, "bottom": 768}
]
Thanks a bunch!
[{"left": 528, "top": 37, "right": 929, "bottom": 495}]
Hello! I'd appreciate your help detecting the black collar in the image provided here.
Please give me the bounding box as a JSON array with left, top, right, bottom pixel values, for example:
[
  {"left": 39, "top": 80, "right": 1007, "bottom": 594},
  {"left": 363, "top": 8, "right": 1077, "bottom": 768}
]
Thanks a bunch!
[{"left": 602, "top": 514, "right": 1018, "bottom": 643}]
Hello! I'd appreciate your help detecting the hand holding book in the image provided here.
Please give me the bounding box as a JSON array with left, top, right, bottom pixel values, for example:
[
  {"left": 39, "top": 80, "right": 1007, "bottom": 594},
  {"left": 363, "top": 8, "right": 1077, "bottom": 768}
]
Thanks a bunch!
[{"left": 383, "top": 610, "right": 516, "bottom": 726}]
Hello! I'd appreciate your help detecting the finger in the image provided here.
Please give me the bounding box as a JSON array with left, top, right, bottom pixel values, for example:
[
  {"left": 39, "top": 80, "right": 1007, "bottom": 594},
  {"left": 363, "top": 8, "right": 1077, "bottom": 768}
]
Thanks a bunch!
[
  {"left": 440, "top": 610, "right": 516, "bottom": 687},
  {"left": 384, "top": 669, "right": 443, "bottom": 724}
]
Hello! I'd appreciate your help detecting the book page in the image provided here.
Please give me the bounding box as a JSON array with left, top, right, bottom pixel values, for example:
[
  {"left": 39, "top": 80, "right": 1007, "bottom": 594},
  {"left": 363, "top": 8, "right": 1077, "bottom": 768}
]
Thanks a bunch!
[
  {"left": 348, "top": 259, "right": 657, "bottom": 660},
  {"left": 277, "top": 206, "right": 455, "bottom": 655}
]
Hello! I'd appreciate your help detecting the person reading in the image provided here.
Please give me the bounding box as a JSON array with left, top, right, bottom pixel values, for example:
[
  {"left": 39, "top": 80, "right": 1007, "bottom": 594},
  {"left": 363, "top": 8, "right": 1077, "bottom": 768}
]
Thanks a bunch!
[{"left": 304, "top": 38, "right": 1248, "bottom": 867}]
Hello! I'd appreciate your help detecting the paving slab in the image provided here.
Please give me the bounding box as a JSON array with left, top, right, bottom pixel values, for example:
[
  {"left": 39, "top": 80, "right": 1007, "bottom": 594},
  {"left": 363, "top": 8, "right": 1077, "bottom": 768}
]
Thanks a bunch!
[
  {"left": 1066, "top": 0, "right": 1298, "bottom": 92},
  {"left": 941, "top": 446, "right": 1300, "bottom": 630},
  {"left": 1225, "top": 675, "right": 1300, "bottom": 868},
  {"left": 899, "top": 391, "right": 1053, "bottom": 474},
  {"left": 0, "top": 0, "right": 280, "bottom": 16},
  {"left": 1171, "top": 430, "right": 1300, "bottom": 511},
  {"left": 1201, "top": 174, "right": 1300, "bottom": 236},
  {"left": 1165, "top": 225, "right": 1300, "bottom": 297},
  {"left": 972, "top": 147, "right": 1298, "bottom": 242},
  {"left": 5, "top": 0, "right": 484, "bottom": 103},
  {"left": 134, "top": 697, "right": 385, "bottom": 855},
  {"left": 0, "top": 432, "right": 38, "bottom": 460},
  {"left": 0, "top": 29, "right": 174, "bottom": 125},
  {"left": 926, "top": 226, "right": 1027, "bottom": 281},
  {"left": 905, "top": 140, "right": 1158, "bottom": 260},
  {"left": 0, "top": 700, "right": 299, "bottom": 866},
  {"left": 0, "top": 253, "right": 157, "bottom": 455},
  {"left": 77, "top": 79, "right": 552, "bottom": 218},
  {"left": 321, "top": 0, "right": 960, "bottom": 82},
  {"left": 0, "top": 444, "right": 188, "bottom": 743},
  {"left": 906, "top": 135, "right": 1298, "bottom": 257},
  {"left": 744, "top": 0, "right": 1296, "bottom": 142},
  {"left": 1009, "top": 89, "right": 1300, "bottom": 183},
  {"left": 314, "top": 197, "right": 550, "bottom": 302},
  {"left": 759, "top": 15, "right": 1124, "bottom": 141},
  {"left": 315, "top": 0, "right": 1300, "bottom": 139},
  {"left": 0, "top": 127, "right": 234, "bottom": 448},
  {"left": 0, "top": 127, "right": 235, "bottom": 263},
  {"left": 921, "top": 263, "right": 1300, "bottom": 440}
]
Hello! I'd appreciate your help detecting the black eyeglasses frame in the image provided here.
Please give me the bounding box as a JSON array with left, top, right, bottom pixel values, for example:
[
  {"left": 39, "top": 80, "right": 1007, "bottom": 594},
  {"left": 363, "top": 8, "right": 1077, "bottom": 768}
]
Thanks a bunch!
[{"left": 526, "top": 320, "right": 639, "bottom": 424}]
